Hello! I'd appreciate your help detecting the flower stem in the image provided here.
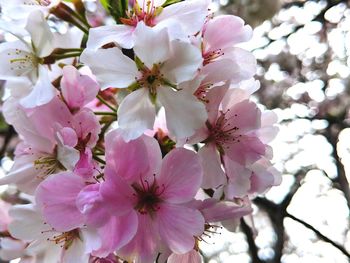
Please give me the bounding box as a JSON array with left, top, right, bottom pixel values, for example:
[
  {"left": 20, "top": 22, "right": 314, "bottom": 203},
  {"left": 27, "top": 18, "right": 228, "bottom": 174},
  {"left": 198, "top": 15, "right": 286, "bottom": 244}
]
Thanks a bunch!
[
  {"left": 96, "top": 95, "right": 117, "bottom": 112},
  {"left": 94, "top": 111, "right": 118, "bottom": 117}
]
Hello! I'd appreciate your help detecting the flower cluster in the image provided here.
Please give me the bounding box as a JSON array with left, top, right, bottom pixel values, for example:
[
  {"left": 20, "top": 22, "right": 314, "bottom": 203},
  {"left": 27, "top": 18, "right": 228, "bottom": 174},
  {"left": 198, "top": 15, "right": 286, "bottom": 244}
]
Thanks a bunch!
[{"left": 0, "top": 0, "right": 281, "bottom": 262}]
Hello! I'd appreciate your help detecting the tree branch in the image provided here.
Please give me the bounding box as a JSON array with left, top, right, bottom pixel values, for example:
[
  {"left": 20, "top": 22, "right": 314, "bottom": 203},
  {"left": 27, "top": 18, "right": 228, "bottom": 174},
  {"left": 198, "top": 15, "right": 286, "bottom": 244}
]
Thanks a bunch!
[{"left": 286, "top": 212, "right": 350, "bottom": 258}]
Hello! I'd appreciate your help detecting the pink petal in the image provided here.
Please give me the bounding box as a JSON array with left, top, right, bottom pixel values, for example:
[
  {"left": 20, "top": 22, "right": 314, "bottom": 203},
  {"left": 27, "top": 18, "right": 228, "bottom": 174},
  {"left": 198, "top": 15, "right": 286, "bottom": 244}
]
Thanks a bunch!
[
  {"left": 157, "top": 204, "right": 204, "bottom": 254},
  {"left": 225, "top": 100, "right": 261, "bottom": 134},
  {"left": 156, "top": 0, "right": 210, "bottom": 36},
  {"left": 158, "top": 148, "right": 202, "bottom": 204},
  {"left": 203, "top": 15, "right": 252, "bottom": 53},
  {"left": 74, "top": 148, "right": 97, "bottom": 179},
  {"left": 27, "top": 96, "right": 73, "bottom": 142},
  {"left": 200, "top": 198, "right": 253, "bottom": 223},
  {"left": 118, "top": 214, "right": 160, "bottom": 263},
  {"left": 57, "top": 127, "right": 77, "bottom": 147},
  {"left": 100, "top": 173, "right": 136, "bottom": 217},
  {"left": 105, "top": 129, "right": 151, "bottom": 182},
  {"left": 224, "top": 159, "right": 252, "bottom": 198},
  {"left": 76, "top": 184, "right": 110, "bottom": 227},
  {"left": 167, "top": 250, "right": 201, "bottom": 263},
  {"left": 224, "top": 135, "right": 266, "bottom": 165},
  {"left": 35, "top": 172, "right": 85, "bottom": 231},
  {"left": 93, "top": 212, "right": 138, "bottom": 257},
  {"left": 61, "top": 65, "right": 100, "bottom": 111},
  {"left": 72, "top": 109, "right": 101, "bottom": 148},
  {"left": 198, "top": 144, "right": 226, "bottom": 189},
  {"left": 205, "top": 83, "right": 229, "bottom": 125}
]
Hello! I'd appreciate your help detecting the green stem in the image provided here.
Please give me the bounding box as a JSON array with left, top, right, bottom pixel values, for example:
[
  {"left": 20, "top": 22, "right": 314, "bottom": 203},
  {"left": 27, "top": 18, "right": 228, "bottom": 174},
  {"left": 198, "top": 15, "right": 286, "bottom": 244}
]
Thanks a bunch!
[
  {"left": 94, "top": 111, "right": 118, "bottom": 117},
  {"left": 54, "top": 48, "right": 84, "bottom": 54},
  {"left": 70, "top": 8, "right": 91, "bottom": 29},
  {"left": 96, "top": 95, "right": 117, "bottom": 112},
  {"left": 51, "top": 52, "right": 82, "bottom": 60}
]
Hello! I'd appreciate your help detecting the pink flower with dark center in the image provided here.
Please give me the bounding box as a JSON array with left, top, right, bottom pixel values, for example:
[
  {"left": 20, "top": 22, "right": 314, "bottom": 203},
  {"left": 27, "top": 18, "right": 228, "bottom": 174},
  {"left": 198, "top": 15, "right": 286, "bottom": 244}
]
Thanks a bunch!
[{"left": 99, "top": 130, "right": 204, "bottom": 262}]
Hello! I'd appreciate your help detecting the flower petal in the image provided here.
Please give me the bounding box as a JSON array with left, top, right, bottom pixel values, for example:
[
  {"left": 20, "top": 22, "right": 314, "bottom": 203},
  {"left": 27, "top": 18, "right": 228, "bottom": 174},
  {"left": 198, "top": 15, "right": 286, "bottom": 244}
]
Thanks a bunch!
[
  {"left": 87, "top": 25, "right": 134, "bottom": 50},
  {"left": 35, "top": 172, "right": 85, "bottom": 231},
  {"left": 133, "top": 22, "right": 170, "bottom": 68},
  {"left": 167, "top": 250, "right": 201, "bottom": 263},
  {"left": 105, "top": 129, "right": 152, "bottom": 182},
  {"left": 162, "top": 40, "right": 202, "bottom": 84},
  {"left": 158, "top": 87, "right": 207, "bottom": 139},
  {"left": 118, "top": 88, "right": 156, "bottom": 141},
  {"left": 203, "top": 15, "right": 252, "bottom": 53},
  {"left": 198, "top": 144, "right": 226, "bottom": 189},
  {"left": 93, "top": 212, "right": 138, "bottom": 257},
  {"left": 25, "top": 10, "right": 54, "bottom": 57},
  {"left": 118, "top": 214, "right": 160, "bottom": 263},
  {"left": 156, "top": 0, "right": 210, "bottom": 36},
  {"left": 80, "top": 48, "right": 138, "bottom": 90},
  {"left": 76, "top": 184, "right": 110, "bottom": 227},
  {"left": 158, "top": 148, "right": 202, "bottom": 203},
  {"left": 157, "top": 204, "right": 204, "bottom": 254},
  {"left": 20, "top": 66, "right": 56, "bottom": 108},
  {"left": 100, "top": 173, "right": 136, "bottom": 217},
  {"left": 61, "top": 65, "right": 100, "bottom": 111},
  {"left": 224, "top": 159, "right": 252, "bottom": 198}
]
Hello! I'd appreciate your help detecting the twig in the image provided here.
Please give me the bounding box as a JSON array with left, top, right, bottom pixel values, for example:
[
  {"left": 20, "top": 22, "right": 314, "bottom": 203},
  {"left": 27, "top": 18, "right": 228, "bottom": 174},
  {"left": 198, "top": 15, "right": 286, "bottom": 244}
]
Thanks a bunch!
[{"left": 286, "top": 212, "right": 350, "bottom": 258}]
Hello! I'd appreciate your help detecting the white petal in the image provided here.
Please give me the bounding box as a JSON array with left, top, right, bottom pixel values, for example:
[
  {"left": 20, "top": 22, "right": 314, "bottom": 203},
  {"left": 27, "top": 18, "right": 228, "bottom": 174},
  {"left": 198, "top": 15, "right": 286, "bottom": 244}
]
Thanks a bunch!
[
  {"left": 158, "top": 87, "right": 207, "bottom": 139},
  {"left": 8, "top": 204, "right": 44, "bottom": 241},
  {"left": 0, "top": 41, "right": 35, "bottom": 81},
  {"left": 25, "top": 10, "right": 54, "bottom": 57},
  {"left": 133, "top": 22, "right": 170, "bottom": 68},
  {"left": 80, "top": 48, "right": 139, "bottom": 90},
  {"left": 162, "top": 40, "right": 202, "bottom": 84},
  {"left": 87, "top": 25, "right": 134, "bottom": 50},
  {"left": 118, "top": 88, "right": 156, "bottom": 141},
  {"left": 0, "top": 238, "right": 26, "bottom": 261},
  {"left": 156, "top": 0, "right": 210, "bottom": 36},
  {"left": 0, "top": 154, "right": 43, "bottom": 194},
  {"left": 20, "top": 66, "right": 56, "bottom": 108},
  {"left": 63, "top": 239, "right": 89, "bottom": 263},
  {"left": 56, "top": 144, "right": 80, "bottom": 171}
]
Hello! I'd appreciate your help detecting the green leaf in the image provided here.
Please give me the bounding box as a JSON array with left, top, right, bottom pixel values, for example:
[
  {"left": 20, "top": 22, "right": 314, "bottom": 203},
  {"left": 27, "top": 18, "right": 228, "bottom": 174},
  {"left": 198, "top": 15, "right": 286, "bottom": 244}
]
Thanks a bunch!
[
  {"left": 162, "top": 0, "right": 184, "bottom": 7},
  {"left": 100, "top": 0, "right": 129, "bottom": 23}
]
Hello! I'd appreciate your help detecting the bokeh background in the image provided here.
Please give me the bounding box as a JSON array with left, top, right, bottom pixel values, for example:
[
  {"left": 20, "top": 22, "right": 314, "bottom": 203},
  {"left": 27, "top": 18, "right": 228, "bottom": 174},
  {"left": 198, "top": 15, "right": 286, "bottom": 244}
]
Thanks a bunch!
[{"left": 1, "top": 0, "right": 350, "bottom": 262}]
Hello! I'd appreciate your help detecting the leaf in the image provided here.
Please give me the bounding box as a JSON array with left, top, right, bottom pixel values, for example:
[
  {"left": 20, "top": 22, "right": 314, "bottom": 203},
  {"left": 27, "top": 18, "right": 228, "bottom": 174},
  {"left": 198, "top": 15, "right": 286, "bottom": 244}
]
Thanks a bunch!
[
  {"left": 162, "top": 0, "right": 184, "bottom": 7},
  {"left": 100, "top": 0, "right": 129, "bottom": 23}
]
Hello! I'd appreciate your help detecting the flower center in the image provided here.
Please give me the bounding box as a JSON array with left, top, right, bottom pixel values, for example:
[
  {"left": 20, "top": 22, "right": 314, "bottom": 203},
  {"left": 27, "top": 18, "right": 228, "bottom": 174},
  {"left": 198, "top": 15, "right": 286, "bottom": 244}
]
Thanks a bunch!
[
  {"left": 132, "top": 175, "right": 165, "bottom": 216},
  {"left": 34, "top": 154, "right": 65, "bottom": 179},
  {"left": 202, "top": 49, "right": 224, "bottom": 66},
  {"left": 206, "top": 110, "right": 242, "bottom": 153},
  {"left": 45, "top": 229, "right": 80, "bottom": 250},
  {"left": 7, "top": 49, "right": 39, "bottom": 76},
  {"left": 137, "top": 63, "right": 163, "bottom": 96},
  {"left": 120, "top": 0, "right": 162, "bottom": 27}
]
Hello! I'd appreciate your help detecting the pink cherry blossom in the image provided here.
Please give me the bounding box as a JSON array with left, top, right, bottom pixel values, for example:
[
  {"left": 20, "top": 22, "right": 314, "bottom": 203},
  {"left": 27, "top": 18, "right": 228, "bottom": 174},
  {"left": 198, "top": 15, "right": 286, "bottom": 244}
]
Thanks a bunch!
[
  {"left": 99, "top": 130, "right": 204, "bottom": 261},
  {"left": 61, "top": 65, "right": 100, "bottom": 113},
  {"left": 199, "top": 15, "right": 256, "bottom": 84}
]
